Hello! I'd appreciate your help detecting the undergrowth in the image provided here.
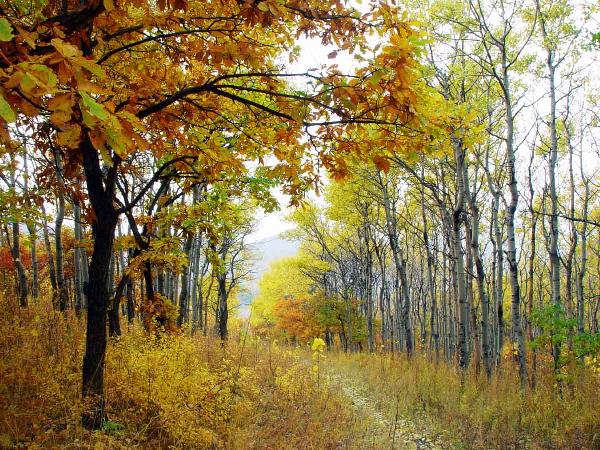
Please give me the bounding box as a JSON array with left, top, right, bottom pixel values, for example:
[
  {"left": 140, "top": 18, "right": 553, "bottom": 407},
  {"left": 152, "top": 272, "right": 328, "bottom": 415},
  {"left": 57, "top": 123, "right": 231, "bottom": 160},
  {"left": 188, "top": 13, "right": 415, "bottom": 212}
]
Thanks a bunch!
[
  {"left": 0, "top": 293, "right": 373, "bottom": 449},
  {"left": 3, "top": 292, "right": 598, "bottom": 449},
  {"left": 328, "top": 351, "right": 600, "bottom": 449}
]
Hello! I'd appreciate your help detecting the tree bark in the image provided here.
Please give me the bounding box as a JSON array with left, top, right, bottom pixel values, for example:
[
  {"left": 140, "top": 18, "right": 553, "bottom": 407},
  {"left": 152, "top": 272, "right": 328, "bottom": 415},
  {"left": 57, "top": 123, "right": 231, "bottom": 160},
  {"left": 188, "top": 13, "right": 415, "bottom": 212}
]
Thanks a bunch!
[
  {"left": 41, "top": 205, "right": 58, "bottom": 295},
  {"left": 81, "top": 136, "right": 119, "bottom": 430},
  {"left": 54, "top": 150, "right": 69, "bottom": 311},
  {"left": 503, "top": 70, "right": 527, "bottom": 388},
  {"left": 420, "top": 177, "right": 439, "bottom": 360},
  {"left": 11, "top": 221, "right": 28, "bottom": 307},
  {"left": 8, "top": 162, "right": 28, "bottom": 307},
  {"left": 464, "top": 158, "right": 492, "bottom": 378},
  {"left": 177, "top": 231, "right": 194, "bottom": 326},
  {"left": 23, "top": 154, "right": 39, "bottom": 300},
  {"left": 576, "top": 146, "right": 590, "bottom": 334},
  {"left": 217, "top": 269, "right": 228, "bottom": 340},
  {"left": 380, "top": 177, "right": 413, "bottom": 357},
  {"left": 452, "top": 138, "right": 470, "bottom": 371},
  {"left": 108, "top": 254, "right": 120, "bottom": 337},
  {"left": 73, "top": 203, "right": 85, "bottom": 313},
  {"left": 126, "top": 249, "right": 135, "bottom": 323},
  {"left": 27, "top": 223, "right": 39, "bottom": 299}
]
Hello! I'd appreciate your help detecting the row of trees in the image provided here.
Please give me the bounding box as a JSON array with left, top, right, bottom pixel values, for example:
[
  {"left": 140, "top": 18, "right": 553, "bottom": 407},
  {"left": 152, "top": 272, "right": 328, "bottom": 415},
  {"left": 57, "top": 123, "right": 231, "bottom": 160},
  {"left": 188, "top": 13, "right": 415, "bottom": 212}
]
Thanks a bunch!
[
  {"left": 0, "top": 0, "right": 433, "bottom": 429},
  {"left": 253, "top": 0, "right": 600, "bottom": 387},
  {"left": 0, "top": 144, "right": 259, "bottom": 337},
  {"left": 1, "top": 0, "right": 597, "bottom": 430}
]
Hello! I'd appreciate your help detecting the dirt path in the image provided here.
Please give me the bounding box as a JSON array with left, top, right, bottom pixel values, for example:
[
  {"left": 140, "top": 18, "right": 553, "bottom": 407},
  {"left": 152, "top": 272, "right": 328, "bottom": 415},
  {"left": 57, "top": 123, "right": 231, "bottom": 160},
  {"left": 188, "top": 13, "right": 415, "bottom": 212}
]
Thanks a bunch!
[{"left": 323, "top": 367, "right": 447, "bottom": 450}]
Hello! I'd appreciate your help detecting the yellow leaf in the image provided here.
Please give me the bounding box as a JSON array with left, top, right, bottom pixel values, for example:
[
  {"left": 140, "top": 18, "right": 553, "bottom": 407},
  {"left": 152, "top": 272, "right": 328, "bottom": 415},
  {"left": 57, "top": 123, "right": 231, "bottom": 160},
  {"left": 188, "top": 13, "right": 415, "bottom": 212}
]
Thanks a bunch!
[
  {"left": 48, "top": 93, "right": 73, "bottom": 112},
  {"left": 80, "top": 92, "right": 108, "bottom": 120},
  {"left": 51, "top": 38, "right": 80, "bottom": 58},
  {"left": 373, "top": 155, "right": 390, "bottom": 172},
  {"left": 0, "top": 18, "right": 14, "bottom": 41},
  {"left": 50, "top": 109, "right": 72, "bottom": 128},
  {"left": 0, "top": 93, "right": 16, "bottom": 122},
  {"left": 56, "top": 126, "right": 82, "bottom": 149}
]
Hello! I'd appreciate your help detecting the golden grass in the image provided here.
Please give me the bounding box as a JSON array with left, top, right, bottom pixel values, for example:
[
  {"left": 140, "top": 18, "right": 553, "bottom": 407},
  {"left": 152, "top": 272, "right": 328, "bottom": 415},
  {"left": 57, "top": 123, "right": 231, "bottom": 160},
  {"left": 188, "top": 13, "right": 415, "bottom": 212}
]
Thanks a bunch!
[
  {"left": 328, "top": 351, "right": 600, "bottom": 449},
  {"left": 0, "top": 294, "right": 374, "bottom": 449},
  {"left": 3, "top": 293, "right": 598, "bottom": 449}
]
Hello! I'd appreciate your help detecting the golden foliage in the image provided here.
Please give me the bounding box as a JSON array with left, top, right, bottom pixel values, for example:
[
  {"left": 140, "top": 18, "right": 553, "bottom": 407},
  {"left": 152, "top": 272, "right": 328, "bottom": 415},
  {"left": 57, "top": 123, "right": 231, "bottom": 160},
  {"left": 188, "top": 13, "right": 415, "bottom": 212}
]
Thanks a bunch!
[
  {"left": 140, "top": 293, "right": 179, "bottom": 334},
  {"left": 330, "top": 351, "right": 600, "bottom": 449},
  {"left": 0, "top": 293, "right": 374, "bottom": 448}
]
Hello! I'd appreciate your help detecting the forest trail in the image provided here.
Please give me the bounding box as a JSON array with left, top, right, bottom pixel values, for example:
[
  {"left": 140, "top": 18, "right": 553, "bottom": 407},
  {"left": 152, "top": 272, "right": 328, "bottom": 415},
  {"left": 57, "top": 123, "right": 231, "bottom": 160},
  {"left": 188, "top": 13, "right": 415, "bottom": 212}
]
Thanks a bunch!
[{"left": 322, "top": 361, "right": 448, "bottom": 450}]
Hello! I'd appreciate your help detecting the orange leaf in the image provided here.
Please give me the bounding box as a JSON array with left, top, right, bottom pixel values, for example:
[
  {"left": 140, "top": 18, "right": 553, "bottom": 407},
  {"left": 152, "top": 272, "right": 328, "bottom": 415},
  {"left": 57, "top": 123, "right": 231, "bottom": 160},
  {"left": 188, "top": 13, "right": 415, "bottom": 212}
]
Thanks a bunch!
[{"left": 373, "top": 155, "right": 390, "bottom": 172}]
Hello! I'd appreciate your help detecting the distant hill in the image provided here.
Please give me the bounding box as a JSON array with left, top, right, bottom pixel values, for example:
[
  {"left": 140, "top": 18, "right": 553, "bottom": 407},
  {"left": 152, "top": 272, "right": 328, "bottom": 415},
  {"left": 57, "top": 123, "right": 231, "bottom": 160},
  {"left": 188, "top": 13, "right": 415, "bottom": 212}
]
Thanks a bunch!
[{"left": 237, "top": 235, "right": 299, "bottom": 316}]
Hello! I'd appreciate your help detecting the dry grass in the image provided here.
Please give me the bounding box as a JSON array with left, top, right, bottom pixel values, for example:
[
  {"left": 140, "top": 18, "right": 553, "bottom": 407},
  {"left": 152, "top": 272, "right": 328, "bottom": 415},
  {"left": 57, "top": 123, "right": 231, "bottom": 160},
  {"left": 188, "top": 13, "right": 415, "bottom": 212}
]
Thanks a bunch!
[
  {"left": 328, "top": 351, "right": 600, "bottom": 449},
  {"left": 3, "top": 293, "right": 597, "bottom": 449},
  {"left": 0, "top": 293, "right": 375, "bottom": 449}
]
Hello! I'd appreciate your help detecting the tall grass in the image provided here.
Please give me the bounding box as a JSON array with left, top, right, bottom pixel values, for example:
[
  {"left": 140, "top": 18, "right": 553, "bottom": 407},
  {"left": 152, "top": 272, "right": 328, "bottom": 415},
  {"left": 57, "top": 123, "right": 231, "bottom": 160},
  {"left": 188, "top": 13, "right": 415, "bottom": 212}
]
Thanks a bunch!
[
  {"left": 328, "top": 351, "right": 600, "bottom": 449},
  {"left": 0, "top": 293, "right": 375, "bottom": 449},
  {"left": 3, "top": 292, "right": 597, "bottom": 448}
]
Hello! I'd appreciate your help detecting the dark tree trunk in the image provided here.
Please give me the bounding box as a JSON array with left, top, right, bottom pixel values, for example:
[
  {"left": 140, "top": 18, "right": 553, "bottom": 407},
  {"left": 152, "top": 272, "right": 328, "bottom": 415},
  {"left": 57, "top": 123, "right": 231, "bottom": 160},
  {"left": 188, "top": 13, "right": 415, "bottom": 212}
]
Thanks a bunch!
[
  {"left": 143, "top": 261, "right": 156, "bottom": 329},
  {"left": 8, "top": 163, "right": 28, "bottom": 307},
  {"left": 27, "top": 224, "right": 39, "bottom": 300},
  {"left": 11, "top": 221, "right": 28, "bottom": 307},
  {"left": 177, "top": 232, "right": 194, "bottom": 326},
  {"left": 108, "top": 255, "right": 121, "bottom": 337},
  {"left": 82, "top": 215, "right": 117, "bottom": 429},
  {"left": 126, "top": 249, "right": 135, "bottom": 323},
  {"left": 217, "top": 272, "right": 228, "bottom": 340},
  {"left": 81, "top": 136, "right": 119, "bottom": 430}
]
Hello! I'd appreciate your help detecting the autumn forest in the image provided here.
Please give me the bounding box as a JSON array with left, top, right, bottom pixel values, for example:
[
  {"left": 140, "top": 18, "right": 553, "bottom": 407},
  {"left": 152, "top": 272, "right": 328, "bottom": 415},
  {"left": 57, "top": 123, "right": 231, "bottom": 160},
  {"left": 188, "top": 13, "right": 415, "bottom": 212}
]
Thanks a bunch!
[{"left": 0, "top": 0, "right": 599, "bottom": 448}]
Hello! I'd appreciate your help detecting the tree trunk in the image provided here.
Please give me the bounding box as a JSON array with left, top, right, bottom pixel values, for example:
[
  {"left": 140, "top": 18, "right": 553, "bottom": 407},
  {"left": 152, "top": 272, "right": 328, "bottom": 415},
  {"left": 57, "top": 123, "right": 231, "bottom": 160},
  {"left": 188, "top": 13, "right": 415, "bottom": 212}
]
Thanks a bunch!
[
  {"left": 546, "top": 61, "right": 562, "bottom": 373},
  {"left": 23, "top": 154, "right": 39, "bottom": 300},
  {"left": 177, "top": 232, "right": 194, "bottom": 326},
  {"left": 576, "top": 147, "right": 590, "bottom": 334},
  {"left": 452, "top": 138, "right": 469, "bottom": 371},
  {"left": 8, "top": 162, "right": 28, "bottom": 307},
  {"left": 11, "top": 221, "right": 28, "bottom": 307},
  {"left": 190, "top": 234, "right": 204, "bottom": 333},
  {"left": 503, "top": 65, "right": 527, "bottom": 388},
  {"left": 82, "top": 214, "right": 117, "bottom": 428},
  {"left": 490, "top": 190, "right": 504, "bottom": 365},
  {"left": 41, "top": 205, "right": 58, "bottom": 295},
  {"left": 126, "top": 249, "right": 135, "bottom": 323},
  {"left": 74, "top": 203, "right": 87, "bottom": 313},
  {"left": 363, "top": 223, "right": 375, "bottom": 353},
  {"left": 464, "top": 160, "right": 491, "bottom": 378},
  {"left": 420, "top": 179, "right": 439, "bottom": 360},
  {"left": 108, "top": 254, "right": 120, "bottom": 337},
  {"left": 217, "top": 271, "right": 228, "bottom": 340},
  {"left": 27, "top": 223, "right": 39, "bottom": 299},
  {"left": 54, "top": 150, "right": 68, "bottom": 311},
  {"left": 81, "top": 136, "right": 119, "bottom": 430},
  {"left": 343, "top": 289, "right": 354, "bottom": 352},
  {"left": 380, "top": 176, "right": 413, "bottom": 357}
]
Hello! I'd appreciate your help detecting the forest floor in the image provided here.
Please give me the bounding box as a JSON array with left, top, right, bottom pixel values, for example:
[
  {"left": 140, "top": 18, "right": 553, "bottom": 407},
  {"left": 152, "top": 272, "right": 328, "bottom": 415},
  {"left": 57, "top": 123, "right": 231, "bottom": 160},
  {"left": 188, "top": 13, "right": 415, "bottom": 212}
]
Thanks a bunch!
[
  {"left": 2, "top": 296, "right": 599, "bottom": 449},
  {"left": 322, "top": 356, "right": 450, "bottom": 450}
]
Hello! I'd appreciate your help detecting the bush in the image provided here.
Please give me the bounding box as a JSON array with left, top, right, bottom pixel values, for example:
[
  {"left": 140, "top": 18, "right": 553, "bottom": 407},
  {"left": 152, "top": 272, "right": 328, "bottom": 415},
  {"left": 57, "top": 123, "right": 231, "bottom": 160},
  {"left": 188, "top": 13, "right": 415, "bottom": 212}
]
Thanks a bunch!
[{"left": 0, "top": 293, "right": 374, "bottom": 449}]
